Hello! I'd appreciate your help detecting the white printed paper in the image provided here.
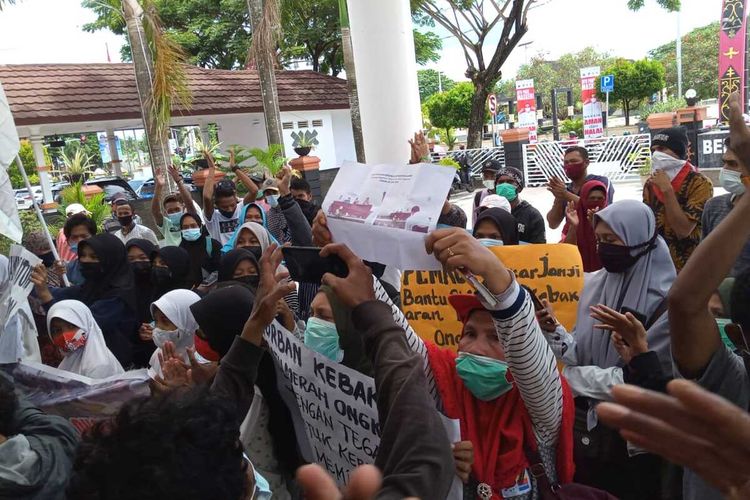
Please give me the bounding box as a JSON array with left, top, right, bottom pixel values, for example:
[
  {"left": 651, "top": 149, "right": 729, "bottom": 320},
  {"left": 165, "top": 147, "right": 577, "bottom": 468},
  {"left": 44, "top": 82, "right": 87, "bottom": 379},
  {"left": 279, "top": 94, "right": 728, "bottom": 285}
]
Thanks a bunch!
[
  {"left": 0, "top": 245, "right": 41, "bottom": 323},
  {"left": 264, "top": 320, "right": 380, "bottom": 486},
  {"left": 440, "top": 414, "right": 464, "bottom": 500},
  {"left": 323, "top": 161, "right": 455, "bottom": 270}
]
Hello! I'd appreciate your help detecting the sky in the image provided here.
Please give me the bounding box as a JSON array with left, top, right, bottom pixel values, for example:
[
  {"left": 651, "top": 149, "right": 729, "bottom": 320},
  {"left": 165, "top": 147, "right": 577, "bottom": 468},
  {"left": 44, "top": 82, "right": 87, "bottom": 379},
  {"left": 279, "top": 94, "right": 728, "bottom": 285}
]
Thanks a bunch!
[{"left": 0, "top": 0, "right": 722, "bottom": 81}]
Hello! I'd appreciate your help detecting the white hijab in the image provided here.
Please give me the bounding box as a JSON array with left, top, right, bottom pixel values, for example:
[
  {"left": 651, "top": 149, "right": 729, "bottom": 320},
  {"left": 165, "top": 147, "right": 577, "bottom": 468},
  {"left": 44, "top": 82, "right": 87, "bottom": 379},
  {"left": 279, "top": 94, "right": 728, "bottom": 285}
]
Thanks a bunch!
[
  {"left": 148, "top": 289, "right": 201, "bottom": 378},
  {"left": 0, "top": 255, "right": 40, "bottom": 364},
  {"left": 47, "top": 300, "right": 124, "bottom": 379},
  {"left": 234, "top": 222, "right": 273, "bottom": 252}
]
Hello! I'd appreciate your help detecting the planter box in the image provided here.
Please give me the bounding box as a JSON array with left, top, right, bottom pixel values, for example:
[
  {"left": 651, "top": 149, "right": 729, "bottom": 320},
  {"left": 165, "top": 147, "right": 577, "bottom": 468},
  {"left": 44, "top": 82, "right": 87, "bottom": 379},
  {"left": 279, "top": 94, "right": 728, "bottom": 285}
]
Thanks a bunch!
[
  {"left": 81, "top": 184, "right": 103, "bottom": 198},
  {"left": 646, "top": 112, "right": 677, "bottom": 130},
  {"left": 676, "top": 106, "right": 708, "bottom": 124},
  {"left": 191, "top": 169, "right": 226, "bottom": 188}
]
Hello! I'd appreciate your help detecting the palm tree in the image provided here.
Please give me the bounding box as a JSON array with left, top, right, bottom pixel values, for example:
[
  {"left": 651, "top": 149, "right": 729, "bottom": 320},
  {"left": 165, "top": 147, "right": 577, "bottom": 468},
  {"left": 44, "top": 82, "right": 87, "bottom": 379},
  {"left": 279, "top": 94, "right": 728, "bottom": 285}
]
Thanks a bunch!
[
  {"left": 338, "top": 0, "right": 365, "bottom": 163},
  {"left": 121, "top": 0, "right": 190, "bottom": 184},
  {"left": 246, "top": 0, "right": 284, "bottom": 153}
]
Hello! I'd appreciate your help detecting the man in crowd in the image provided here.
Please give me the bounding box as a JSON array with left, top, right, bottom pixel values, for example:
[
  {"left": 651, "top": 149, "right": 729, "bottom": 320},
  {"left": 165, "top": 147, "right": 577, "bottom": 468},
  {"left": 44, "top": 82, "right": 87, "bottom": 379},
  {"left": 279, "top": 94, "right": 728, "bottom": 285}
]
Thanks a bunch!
[
  {"left": 546, "top": 146, "right": 614, "bottom": 230},
  {"left": 151, "top": 164, "right": 200, "bottom": 247},
  {"left": 103, "top": 193, "right": 141, "bottom": 234},
  {"left": 62, "top": 213, "right": 97, "bottom": 285},
  {"left": 202, "top": 152, "right": 258, "bottom": 245},
  {"left": 113, "top": 199, "right": 159, "bottom": 246},
  {"left": 289, "top": 176, "right": 320, "bottom": 225},
  {"left": 494, "top": 166, "right": 546, "bottom": 243},
  {"left": 56, "top": 203, "right": 89, "bottom": 263},
  {"left": 471, "top": 159, "right": 502, "bottom": 224},
  {"left": 644, "top": 127, "right": 713, "bottom": 271}
]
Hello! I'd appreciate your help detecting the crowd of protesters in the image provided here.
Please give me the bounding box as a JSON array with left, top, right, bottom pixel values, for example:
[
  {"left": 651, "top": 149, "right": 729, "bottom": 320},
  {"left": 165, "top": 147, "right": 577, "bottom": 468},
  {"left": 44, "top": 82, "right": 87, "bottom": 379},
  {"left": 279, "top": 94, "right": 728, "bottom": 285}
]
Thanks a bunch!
[{"left": 1, "top": 93, "right": 750, "bottom": 500}]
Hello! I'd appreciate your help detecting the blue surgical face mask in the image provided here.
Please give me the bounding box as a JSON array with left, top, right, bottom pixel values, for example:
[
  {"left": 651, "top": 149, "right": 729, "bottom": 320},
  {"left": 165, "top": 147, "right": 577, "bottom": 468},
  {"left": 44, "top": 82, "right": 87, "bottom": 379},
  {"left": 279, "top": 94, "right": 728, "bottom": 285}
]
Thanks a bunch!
[
  {"left": 166, "top": 211, "right": 184, "bottom": 225},
  {"left": 304, "top": 317, "right": 343, "bottom": 362},
  {"left": 244, "top": 454, "right": 272, "bottom": 500},
  {"left": 455, "top": 351, "right": 513, "bottom": 401},
  {"left": 477, "top": 238, "right": 504, "bottom": 247},
  {"left": 69, "top": 242, "right": 79, "bottom": 252},
  {"left": 266, "top": 194, "right": 279, "bottom": 208},
  {"left": 720, "top": 168, "right": 746, "bottom": 196},
  {"left": 181, "top": 228, "right": 201, "bottom": 242}
]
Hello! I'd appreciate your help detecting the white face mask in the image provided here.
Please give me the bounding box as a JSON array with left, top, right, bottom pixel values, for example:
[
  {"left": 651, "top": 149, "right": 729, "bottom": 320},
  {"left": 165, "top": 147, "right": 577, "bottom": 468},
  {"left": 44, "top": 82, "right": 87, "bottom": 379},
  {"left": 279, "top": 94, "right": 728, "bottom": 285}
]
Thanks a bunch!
[
  {"left": 651, "top": 151, "right": 686, "bottom": 181},
  {"left": 720, "top": 168, "right": 746, "bottom": 196},
  {"left": 152, "top": 327, "right": 193, "bottom": 354},
  {"left": 482, "top": 180, "right": 495, "bottom": 190}
]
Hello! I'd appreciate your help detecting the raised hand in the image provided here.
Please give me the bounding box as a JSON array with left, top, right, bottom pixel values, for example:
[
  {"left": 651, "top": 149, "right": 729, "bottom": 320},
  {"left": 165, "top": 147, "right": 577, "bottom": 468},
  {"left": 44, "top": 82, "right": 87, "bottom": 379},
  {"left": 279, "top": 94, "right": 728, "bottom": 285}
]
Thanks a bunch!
[
  {"left": 320, "top": 243, "right": 374, "bottom": 308},
  {"left": 408, "top": 130, "right": 429, "bottom": 164},
  {"left": 312, "top": 210, "right": 333, "bottom": 247},
  {"left": 536, "top": 299, "right": 559, "bottom": 333},
  {"left": 564, "top": 201, "right": 579, "bottom": 227},
  {"left": 185, "top": 347, "right": 218, "bottom": 385},
  {"left": 278, "top": 166, "right": 292, "bottom": 196},
  {"left": 156, "top": 173, "right": 166, "bottom": 189},
  {"left": 590, "top": 304, "right": 649, "bottom": 362},
  {"left": 650, "top": 169, "right": 672, "bottom": 192},
  {"left": 167, "top": 163, "right": 182, "bottom": 183},
  {"left": 547, "top": 176, "right": 568, "bottom": 201},
  {"left": 138, "top": 323, "right": 153, "bottom": 342},
  {"left": 31, "top": 263, "right": 53, "bottom": 303},
  {"left": 728, "top": 92, "right": 750, "bottom": 167}
]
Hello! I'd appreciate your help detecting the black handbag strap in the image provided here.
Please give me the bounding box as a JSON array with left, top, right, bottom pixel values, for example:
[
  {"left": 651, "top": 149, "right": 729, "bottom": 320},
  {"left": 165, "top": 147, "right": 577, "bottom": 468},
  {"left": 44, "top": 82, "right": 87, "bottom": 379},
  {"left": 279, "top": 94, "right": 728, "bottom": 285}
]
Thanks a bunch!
[{"left": 644, "top": 297, "right": 669, "bottom": 331}]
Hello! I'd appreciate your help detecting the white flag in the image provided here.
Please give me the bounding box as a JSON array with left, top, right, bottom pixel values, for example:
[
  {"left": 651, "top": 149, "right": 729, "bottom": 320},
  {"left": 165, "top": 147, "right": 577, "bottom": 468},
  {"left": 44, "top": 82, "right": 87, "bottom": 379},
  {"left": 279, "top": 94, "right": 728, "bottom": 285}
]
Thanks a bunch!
[{"left": 0, "top": 82, "right": 22, "bottom": 243}]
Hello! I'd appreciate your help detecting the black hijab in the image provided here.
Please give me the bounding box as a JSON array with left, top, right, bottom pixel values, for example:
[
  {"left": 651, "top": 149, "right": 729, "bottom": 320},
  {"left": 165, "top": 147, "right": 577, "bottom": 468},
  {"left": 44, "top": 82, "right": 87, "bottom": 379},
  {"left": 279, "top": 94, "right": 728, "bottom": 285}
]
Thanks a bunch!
[
  {"left": 190, "top": 285, "right": 254, "bottom": 357},
  {"left": 77, "top": 233, "right": 136, "bottom": 311},
  {"left": 125, "top": 238, "right": 157, "bottom": 323},
  {"left": 151, "top": 246, "right": 192, "bottom": 298},
  {"left": 473, "top": 207, "right": 520, "bottom": 245},
  {"left": 218, "top": 248, "right": 259, "bottom": 282},
  {"left": 178, "top": 213, "right": 220, "bottom": 287}
]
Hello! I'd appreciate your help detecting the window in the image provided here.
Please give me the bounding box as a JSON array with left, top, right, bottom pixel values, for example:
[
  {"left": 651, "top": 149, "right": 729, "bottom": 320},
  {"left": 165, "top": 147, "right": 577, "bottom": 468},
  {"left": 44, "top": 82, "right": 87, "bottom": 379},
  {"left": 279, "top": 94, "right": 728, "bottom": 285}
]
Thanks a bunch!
[
  {"left": 282, "top": 122, "right": 294, "bottom": 130},
  {"left": 297, "top": 120, "right": 309, "bottom": 129},
  {"left": 312, "top": 119, "right": 324, "bottom": 128}
]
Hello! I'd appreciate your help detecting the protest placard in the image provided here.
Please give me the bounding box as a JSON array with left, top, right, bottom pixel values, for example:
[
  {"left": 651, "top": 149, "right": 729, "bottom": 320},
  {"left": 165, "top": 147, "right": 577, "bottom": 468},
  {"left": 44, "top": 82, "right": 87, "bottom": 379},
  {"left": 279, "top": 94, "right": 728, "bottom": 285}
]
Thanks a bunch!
[
  {"left": 2, "top": 362, "right": 150, "bottom": 434},
  {"left": 401, "top": 243, "right": 584, "bottom": 351},
  {"left": 263, "top": 320, "right": 380, "bottom": 486},
  {"left": 322, "top": 161, "right": 454, "bottom": 270},
  {"left": 0, "top": 244, "right": 41, "bottom": 322}
]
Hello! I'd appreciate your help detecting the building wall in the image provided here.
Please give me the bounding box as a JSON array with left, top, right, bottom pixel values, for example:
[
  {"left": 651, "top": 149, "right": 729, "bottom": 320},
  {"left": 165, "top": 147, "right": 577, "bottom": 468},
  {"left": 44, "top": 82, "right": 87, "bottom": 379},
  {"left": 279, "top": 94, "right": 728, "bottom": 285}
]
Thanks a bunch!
[{"left": 330, "top": 109, "right": 357, "bottom": 168}]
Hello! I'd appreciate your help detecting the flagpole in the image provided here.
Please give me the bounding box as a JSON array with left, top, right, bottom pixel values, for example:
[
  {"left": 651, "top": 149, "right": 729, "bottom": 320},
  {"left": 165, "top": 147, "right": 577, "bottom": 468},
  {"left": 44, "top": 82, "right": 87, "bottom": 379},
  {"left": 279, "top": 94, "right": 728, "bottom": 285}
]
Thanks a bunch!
[{"left": 15, "top": 153, "right": 70, "bottom": 286}]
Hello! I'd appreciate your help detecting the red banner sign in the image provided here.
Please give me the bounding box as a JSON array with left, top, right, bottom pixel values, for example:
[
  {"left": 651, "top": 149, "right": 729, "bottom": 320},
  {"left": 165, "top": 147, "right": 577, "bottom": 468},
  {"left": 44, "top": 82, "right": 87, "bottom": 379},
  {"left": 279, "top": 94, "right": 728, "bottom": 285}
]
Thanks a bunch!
[
  {"left": 516, "top": 79, "right": 537, "bottom": 143},
  {"left": 580, "top": 66, "right": 604, "bottom": 138},
  {"left": 719, "top": 0, "right": 748, "bottom": 123}
]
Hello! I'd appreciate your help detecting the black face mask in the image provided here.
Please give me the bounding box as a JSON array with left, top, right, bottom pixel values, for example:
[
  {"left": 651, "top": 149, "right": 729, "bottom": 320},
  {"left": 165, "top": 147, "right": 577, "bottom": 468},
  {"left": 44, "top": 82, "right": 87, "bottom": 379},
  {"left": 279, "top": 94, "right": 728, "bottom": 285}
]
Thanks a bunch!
[
  {"left": 598, "top": 234, "right": 657, "bottom": 273},
  {"left": 131, "top": 261, "right": 151, "bottom": 279},
  {"left": 234, "top": 274, "right": 260, "bottom": 291},
  {"left": 79, "top": 262, "right": 105, "bottom": 281},
  {"left": 246, "top": 246, "right": 263, "bottom": 262},
  {"left": 39, "top": 251, "right": 55, "bottom": 267},
  {"left": 151, "top": 266, "right": 173, "bottom": 286},
  {"left": 218, "top": 209, "right": 236, "bottom": 219},
  {"left": 118, "top": 215, "right": 134, "bottom": 227}
]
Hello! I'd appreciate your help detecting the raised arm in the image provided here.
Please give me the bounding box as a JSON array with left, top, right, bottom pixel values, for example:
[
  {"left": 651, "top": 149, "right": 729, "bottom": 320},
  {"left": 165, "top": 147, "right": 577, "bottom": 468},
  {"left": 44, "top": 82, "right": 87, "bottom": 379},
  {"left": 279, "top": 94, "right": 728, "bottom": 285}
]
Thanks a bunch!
[
  {"left": 669, "top": 94, "right": 750, "bottom": 378},
  {"left": 169, "top": 164, "right": 198, "bottom": 218},
  {"left": 277, "top": 167, "right": 314, "bottom": 246},
  {"left": 202, "top": 154, "right": 216, "bottom": 220},
  {"left": 648, "top": 170, "right": 712, "bottom": 239},
  {"left": 151, "top": 173, "right": 165, "bottom": 226}
]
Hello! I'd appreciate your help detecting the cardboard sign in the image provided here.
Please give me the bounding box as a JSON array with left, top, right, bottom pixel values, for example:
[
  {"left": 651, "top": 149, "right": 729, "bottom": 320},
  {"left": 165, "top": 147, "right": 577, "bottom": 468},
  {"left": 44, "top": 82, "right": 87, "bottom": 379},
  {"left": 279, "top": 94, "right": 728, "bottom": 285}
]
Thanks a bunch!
[
  {"left": 402, "top": 244, "right": 584, "bottom": 351},
  {"left": 0, "top": 244, "right": 41, "bottom": 322},
  {"left": 264, "top": 320, "right": 380, "bottom": 486}
]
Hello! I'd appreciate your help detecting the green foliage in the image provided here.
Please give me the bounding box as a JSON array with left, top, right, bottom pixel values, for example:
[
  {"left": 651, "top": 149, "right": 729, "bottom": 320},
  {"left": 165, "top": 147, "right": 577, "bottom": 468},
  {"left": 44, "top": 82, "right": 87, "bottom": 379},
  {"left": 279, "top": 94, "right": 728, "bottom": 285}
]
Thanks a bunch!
[
  {"left": 82, "top": 0, "right": 442, "bottom": 74},
  {"left": 56, "top": 183, "right": 109, "bottom": 230},
  {"left": 418, "top": 69, "right": 456, "bottom": 102},
  {"left": 560, "top": 117, "right": 584, "bottom": 137},
  {"left": 438, "top": 128, "right": 457, "bottom": 151},
  {"left": 8, "top": 140, "right": 41, "bottom": 189},
  {"left": 596, "top": 58, "right": 665, "bottom": 125},
  {"left": 291, "top": 130, "right": 319, "bottom": 148},
  {"left": 53, "top": 148, "right": 95, "bottom": 182},
  {"left": 499, "top": 47, "right": 612, "bottom": 118},
  {"left": 248, "top": 144, "right": 287, "bottom": 175},
  {"left": 649, "top": 22, "right": 719, "bottom": 100},
  {"left": 0, "top": 210, "right": 61, "bottom": 257},
  {"left": 438, "top": 157, "right": 460, "bottom": 170},
  {"left": 640, "top": 96, "right": 687, "bottom": 120},
  {"left": 627, "top": 0, "right": 680, "bottom": 11},
  {"left": 424, "top": 82, "right": 483, "bottom": 131}
]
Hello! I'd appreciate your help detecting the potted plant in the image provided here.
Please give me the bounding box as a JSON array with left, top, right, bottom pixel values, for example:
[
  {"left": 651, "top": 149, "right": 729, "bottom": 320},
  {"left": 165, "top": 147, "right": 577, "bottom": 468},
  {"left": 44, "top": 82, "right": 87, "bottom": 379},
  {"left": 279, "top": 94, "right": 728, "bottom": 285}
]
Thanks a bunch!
[
  {"left": 55, "top": 148, "right": 94, "bottom": 184},
  {"left": 291, "top": 130, "right": 319, "bottom": 157},
  {"left": 248, "top": 143, "right": 288, "bottom": 176},
  {"left": 57, "top": 183, "right": 109, "bottom": 230},
  {"left": 190, "top": 139, "right": 227, "bottom": 188}
]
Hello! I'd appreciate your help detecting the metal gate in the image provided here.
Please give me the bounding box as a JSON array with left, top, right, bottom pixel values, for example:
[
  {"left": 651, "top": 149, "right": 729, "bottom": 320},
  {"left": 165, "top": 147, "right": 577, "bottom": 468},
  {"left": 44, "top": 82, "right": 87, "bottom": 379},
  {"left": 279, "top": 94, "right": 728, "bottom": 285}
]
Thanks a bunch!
[
  {"left": 522, "top": 134, "right": 651, "bottom": 187},
  {"left": 430, "top": 145, "right": 505, "bottom": 176}
]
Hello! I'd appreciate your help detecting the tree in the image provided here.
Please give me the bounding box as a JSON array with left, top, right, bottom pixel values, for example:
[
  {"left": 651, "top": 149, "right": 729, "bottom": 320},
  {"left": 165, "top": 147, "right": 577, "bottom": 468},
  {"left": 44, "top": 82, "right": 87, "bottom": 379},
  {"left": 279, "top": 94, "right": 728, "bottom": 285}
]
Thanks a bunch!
[
  {"left": 649, "top": 22, "right": 719, "bottom": 101},
  {"left": 627, "top": 0, "right": 680, "bottom": 10},
  {"left": 418, "top": 69, "right": 456, "bottom": 102},
  {"left": 83, "top": 0, "right": 442, "bottom": 73},
  {"left": 596, "top": 58, "right": 665, "bottom": 125},
  {"left": 8, "top": 140, "right": 40, "bottom": 189},
  {"left": 424, "top": 82, "right": 487, "bottom": 149},
  {"left": 502, "top": 47, "right": 612, "bottom": 118},
  {"left": 418, "top": 0, "right": 533, "bottom": 149}
]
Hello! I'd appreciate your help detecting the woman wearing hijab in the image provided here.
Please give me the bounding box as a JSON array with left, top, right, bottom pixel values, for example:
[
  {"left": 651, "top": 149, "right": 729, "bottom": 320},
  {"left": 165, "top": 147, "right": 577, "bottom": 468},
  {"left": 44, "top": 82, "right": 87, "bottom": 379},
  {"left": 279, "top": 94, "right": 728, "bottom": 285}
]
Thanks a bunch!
[
  {"left": 147, "top": 289, "right": 201, "bottom": 379},
  {"left": 178, "top": 213, "right": 221, "bottom": 289},
  {"left": 31, "top": 233, "right": 138, "bottom": 368},
  {"left": 0, "top": 255, "right": 41, "bottom": 364},
  {"left": 150, "top": 246, "right": 193, "bottom": 298},
  {"left": 542, "top": 199, "right": 676, "bottom": 499},
  {"left": 564, "top": 180, "right": 609, "bottom": 272},
  {"left": 472, "top": 207, "right": 520, "bottom": 246},
  {"left": 47, "top": 300, "right": 124, "bottom": 379},
  {"left": 221, "top": 202, "right": 276, "bottom": 254},
  {"left": 217, "top": 248, "right": 260, "bottom": 292},
  {"left": 126, "top": 239, "right": 159, "bottom": 368}
]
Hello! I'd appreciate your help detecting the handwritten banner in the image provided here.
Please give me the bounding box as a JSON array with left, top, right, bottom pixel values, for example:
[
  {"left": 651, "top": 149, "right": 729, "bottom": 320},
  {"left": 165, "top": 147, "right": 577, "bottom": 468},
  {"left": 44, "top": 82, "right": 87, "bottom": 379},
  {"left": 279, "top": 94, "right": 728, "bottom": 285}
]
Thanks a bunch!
[
  {"left": 0, "top": 244, "right": 40, "bottom": 322},
  {"left": 402, "top": 244, "right": 584, "bottom": 351},
  {"left": 264, "top": 320, "right": 380, "bottom": 486}
]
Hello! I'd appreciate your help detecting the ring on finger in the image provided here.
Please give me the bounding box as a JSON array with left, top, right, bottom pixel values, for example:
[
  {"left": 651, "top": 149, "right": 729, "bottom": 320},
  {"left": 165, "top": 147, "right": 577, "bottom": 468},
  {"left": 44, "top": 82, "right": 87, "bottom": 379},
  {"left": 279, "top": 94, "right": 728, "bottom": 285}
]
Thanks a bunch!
[{"left": 447, "top": 247, "right": 455, "bottom": 257}]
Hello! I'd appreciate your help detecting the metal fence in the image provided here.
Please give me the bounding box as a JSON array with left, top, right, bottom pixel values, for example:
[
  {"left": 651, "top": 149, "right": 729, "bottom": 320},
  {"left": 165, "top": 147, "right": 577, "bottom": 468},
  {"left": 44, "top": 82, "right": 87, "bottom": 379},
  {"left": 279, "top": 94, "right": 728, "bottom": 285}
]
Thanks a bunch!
[
  {"left": 430, "top": 145, "right": 505, "bottom": 176},
  {"left": 522, "top": 134, "right": 652, "bottom": 187}
]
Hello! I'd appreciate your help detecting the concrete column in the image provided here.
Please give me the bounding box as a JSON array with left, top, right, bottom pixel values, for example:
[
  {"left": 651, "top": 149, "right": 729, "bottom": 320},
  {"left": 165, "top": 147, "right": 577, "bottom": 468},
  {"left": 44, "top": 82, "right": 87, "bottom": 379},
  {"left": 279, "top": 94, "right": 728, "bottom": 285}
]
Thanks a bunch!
[
  {"left": 199, "top": 123, "right": 211, "bottom": 144},
  {"left": 289, "top": 155, "right": 322, "bottom": 203},
  {"left": 30, "top": 135, "right": 56, "bottom": 210},
  {"left": 106, "top": 128, "right": 123, "bottom": 177},
  {"left": 346, "top": 0, "right": 421, "bottom": 165}
]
